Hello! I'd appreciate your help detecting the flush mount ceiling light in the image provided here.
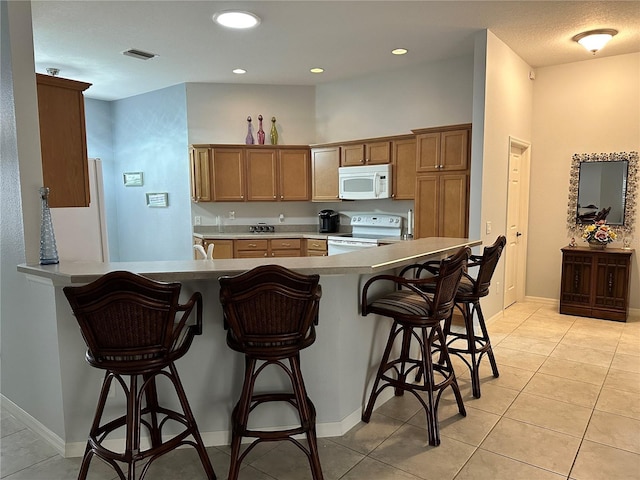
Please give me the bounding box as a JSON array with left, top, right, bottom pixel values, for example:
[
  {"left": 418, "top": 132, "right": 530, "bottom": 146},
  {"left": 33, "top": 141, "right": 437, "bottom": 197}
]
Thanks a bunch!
[
  {"left": 213, "top": 11, "right": 261, "bottom": 29},
  {"left": 573, "top": 29, "right": 618, "bottom": 54},
  {"left": 310, "top": 67, "right": 324, "bottom": 74},
  {"left": 232, "top": 68, "right": 247, "bottom": 74},
  {"left": 391, "top": 48, "right": 408, "bottom": 55}
]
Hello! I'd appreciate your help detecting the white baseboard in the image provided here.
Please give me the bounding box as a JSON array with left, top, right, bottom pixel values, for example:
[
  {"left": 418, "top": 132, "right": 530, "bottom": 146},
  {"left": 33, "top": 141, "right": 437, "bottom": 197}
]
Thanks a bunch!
[
  {"left": 3, "top": 388, "right": 395, "bottom": 458},
  {"left": 1, "top": 394, "right": 66, "bottom": 457}
]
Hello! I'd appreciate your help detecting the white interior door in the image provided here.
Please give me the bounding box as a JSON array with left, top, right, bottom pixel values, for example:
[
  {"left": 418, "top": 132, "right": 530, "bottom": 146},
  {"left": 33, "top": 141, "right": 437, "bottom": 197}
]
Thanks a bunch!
[{"left": 504, "top": 138, "right": 531, "bottom": 309}]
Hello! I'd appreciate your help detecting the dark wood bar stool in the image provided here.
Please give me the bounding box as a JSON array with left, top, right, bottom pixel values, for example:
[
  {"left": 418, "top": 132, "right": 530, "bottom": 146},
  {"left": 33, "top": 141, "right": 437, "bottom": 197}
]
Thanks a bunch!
[
  {"left": 63, "top": 271, "right": 216, "bottom": 480},
  {"left": 417, "top": 236, "right": 506, "bottom": 398},
  {"left": 360, "top": 247, "right": 470, "bottom": 446},
  {"left": 219, "top": 265, "right": 323, "bottom": 480}
]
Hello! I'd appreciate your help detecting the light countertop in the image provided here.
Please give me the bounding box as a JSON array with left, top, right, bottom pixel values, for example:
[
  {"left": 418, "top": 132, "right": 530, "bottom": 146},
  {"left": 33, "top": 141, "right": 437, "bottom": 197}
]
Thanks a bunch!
[{"left": 19, "top": 237, "right": 481, "bottom": 285}]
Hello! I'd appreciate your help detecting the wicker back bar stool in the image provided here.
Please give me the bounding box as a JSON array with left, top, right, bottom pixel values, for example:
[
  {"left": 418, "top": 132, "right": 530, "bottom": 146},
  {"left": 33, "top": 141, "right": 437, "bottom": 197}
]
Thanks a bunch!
[
  {"left": 360, "top": 246, "right": 470, "bottom": 446},
  {"left": 63, "top": 271, "right": 216, "bottom": 480},
  {"left": 412, "top": 236, "right": 506, "bottom": 398},
  {"left": 219, "top": 265, "right": 323, "bottom": 480}
]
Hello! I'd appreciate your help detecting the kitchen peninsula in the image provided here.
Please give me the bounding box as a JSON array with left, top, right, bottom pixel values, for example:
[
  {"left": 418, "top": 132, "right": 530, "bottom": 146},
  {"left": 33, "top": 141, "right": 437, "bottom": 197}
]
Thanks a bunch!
[{"left": 16, "top": 237, "right": 479, "bottom": 457}]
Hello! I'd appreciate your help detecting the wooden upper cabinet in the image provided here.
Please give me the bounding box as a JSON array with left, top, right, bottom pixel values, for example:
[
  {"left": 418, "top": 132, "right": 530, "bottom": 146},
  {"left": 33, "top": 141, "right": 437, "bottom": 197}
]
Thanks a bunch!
[
  {"left": 279, "top": 149, "right": 311, "bottom": 201},
  {"left": 246, "top": 148, "right": 278, "bottom": 201},
  {"left": 416, "top": 126, "right": 469, "bottom": 173},
  {"left": 341, "top": 141, "right": 391, "bottom": 166},
  {"left": 189, "top": 147, "right": 212, "bottom": 202},
  {"left": 311, "top": 146, "right": 340, "bottom": 201},
  {"left": 391, "top": 137, "right": 416, "bottom": 200},
  {"left": 36, "top": 74, "right": 92, "bottom": 207},
  {"left": 212, "top": 147, "right": 245, "bottom": 201}
]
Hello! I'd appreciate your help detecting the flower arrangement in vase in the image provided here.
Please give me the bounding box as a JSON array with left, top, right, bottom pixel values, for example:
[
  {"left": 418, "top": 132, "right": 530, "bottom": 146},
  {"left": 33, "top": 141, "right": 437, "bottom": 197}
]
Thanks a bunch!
[{"left": 582, "top": 220, "right": 616, "bottom": 249}]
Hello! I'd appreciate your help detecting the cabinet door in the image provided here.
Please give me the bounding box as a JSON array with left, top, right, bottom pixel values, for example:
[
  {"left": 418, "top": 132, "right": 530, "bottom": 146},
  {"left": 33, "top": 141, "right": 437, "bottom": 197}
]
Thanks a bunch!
[
  {"left": 311, "top": 147, "right": 341, "bottom": 201},
  {"left": 416, "top": 129, "right": 469, "bottom": 173},
  {"left": 439, "top": 173, "right": 469, "bottom": 237},
  {"left": 593, "top": 254, "right": 631, "bottom": 311},
  {"left": 189, "top": 147, "right": 212, "bottom": 202},
  {"left": 246, "top": 149, "right": 277, "bottom": 201},
  {"left": 440, "top": 130, "right": 469, "bottom": 171},
  {"left": 392, "top": 138, "right": 416, "bottom": 200},
  {"left": 414, "top": 175, "right": 439, "bottom": 238},
  {"left": 416, "top": 133, "right": 440, "bottom": 173},
  {"left": 341, "top": 144, "right": 365, "bottom": 166},
  {"left": 36, "top": 74, "right": 92, "bottom": 207},
  {"left": 208, "top": 239, "right": 234, "bottom": 259},
  {"left": 560, "top": 252, "right": 593, "bottom": 306},
  {"left": 366, "top": 141, "right": 391, "bottom": 164},
  {"left": 212, "top": 148, "right": 245, "bottom": 201},
  {"left": 279, "top": 149, "right": 311, "bottom": 201}
]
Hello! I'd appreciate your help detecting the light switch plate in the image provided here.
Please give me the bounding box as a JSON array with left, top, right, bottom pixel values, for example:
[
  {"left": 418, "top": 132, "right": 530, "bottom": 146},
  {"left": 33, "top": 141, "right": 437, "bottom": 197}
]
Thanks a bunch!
[{"left": 486, "top": 221, "right": 492, "bottom": 234}]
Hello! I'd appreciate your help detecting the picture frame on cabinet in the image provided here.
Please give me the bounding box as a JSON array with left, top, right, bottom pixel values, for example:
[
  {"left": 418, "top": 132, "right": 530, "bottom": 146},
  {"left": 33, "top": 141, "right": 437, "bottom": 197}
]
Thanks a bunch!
[
  {"left": 123, "top": 172, "right": 144, "bottom": 186},
  {"left": 146, "top": 192, "right": 168, "bottom": 207}
]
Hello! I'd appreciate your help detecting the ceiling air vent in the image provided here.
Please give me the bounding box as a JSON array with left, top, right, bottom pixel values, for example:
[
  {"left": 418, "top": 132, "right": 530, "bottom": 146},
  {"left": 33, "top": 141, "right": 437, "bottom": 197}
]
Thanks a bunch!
[{"left": 122, "top": 49, "right": 157, "bottom": 60}]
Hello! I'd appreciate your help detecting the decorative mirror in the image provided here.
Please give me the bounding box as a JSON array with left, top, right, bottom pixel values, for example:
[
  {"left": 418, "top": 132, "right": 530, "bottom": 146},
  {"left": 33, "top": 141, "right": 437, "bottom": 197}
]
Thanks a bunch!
[{"left": 567, "top": 151, "right": 638, "bottom": 237}]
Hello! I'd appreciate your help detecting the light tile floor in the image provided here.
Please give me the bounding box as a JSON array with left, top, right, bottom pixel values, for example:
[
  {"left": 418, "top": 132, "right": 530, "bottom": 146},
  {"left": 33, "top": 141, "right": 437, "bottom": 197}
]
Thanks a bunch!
[{"left": 2, "top": 302, "right": 639, "bottom": 479}]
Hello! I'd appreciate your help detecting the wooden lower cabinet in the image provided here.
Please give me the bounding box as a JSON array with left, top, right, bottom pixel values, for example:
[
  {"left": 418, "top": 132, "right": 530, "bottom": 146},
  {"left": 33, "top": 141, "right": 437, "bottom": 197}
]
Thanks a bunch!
[
  {"left": 305, "top": 239, "right": 328, "bottom": 256},
  {"left": 193, "top": 237, "right": 234, "bottom": 259},
  {"left": 414, "top": 173, "right": 468, "bottom": 238},
  {"left": 560, "top": 247, "right": 633, "bottom": 321},
  {"left": 234, "top": 238, "right": 302, "bottom": 258}
]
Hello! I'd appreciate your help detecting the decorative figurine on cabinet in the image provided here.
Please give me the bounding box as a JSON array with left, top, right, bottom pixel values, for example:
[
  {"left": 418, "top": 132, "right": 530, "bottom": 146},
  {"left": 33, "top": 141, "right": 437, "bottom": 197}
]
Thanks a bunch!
[
  {"left": 270, "top": 116, "right": 278, "bottom": 145},
  {"left": 245, "top": 116, "right": 255, "bottom": 144},
  {"left": 257, "top": 115, "right": 265, "bottom": 145}
]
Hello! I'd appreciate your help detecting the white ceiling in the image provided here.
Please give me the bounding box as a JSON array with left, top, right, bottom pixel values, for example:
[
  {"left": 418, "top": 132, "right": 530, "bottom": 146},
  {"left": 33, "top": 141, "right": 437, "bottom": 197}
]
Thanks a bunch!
[{"left": 31, "top": 1, "right": 640, "bottom": 101}]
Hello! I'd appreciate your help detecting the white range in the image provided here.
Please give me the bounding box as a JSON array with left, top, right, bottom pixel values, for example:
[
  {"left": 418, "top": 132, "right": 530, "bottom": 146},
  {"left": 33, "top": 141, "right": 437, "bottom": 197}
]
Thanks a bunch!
[{"left": 327, "top": 213, "right": 403, "bottom": 255}]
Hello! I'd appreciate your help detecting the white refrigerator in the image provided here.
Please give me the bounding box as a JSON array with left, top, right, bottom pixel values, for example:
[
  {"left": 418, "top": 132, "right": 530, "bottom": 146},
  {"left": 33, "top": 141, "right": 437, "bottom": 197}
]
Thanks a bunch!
[{"left": 50, "top": 158, "right": 109, "bottom": 262}]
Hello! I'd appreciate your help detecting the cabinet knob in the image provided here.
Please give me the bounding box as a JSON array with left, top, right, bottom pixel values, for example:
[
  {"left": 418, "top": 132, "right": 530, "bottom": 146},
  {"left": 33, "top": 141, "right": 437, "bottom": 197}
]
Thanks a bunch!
[{"left": 265, "top": 253, "right": 268, "bottom": 257}]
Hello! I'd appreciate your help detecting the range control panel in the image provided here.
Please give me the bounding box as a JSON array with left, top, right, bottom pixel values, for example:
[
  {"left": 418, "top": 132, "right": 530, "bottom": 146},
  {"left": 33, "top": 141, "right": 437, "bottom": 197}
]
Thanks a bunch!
[{"left": 350, "top": 214, "right": 402, "bottom": 227}]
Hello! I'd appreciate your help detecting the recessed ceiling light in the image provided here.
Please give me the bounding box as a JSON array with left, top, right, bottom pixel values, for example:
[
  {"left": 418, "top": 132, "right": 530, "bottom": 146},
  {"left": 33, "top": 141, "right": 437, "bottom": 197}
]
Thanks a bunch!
[
  {"left": 213, "top": 11, "right": 261, "bottom": 29},
  {"left": 391, "top": 48, "right": 408, "bottom": 55},
  {"left": 233, "top": 68, "right": 247, "bottom": 74},
  {"left": 310, "top": 67, "right": 324, "bottom": 74}
]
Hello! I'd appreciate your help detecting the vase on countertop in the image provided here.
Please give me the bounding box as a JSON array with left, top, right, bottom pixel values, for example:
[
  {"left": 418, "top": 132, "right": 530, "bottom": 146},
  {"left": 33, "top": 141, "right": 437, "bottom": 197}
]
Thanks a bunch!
[
  {"left": 39, "top": 187, "right": 59, "bottom": 264},
  {"left": 587, "top": 240, "right": 607, "bottom": 250}
]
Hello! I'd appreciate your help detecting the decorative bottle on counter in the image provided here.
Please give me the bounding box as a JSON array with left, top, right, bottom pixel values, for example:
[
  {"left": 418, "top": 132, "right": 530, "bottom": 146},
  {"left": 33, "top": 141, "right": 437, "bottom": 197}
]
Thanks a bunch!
[
  {"left": 39, "top": 187, "right": 59, "bottom": 264},
  {"left": 257, "top": 115, "right": 265, "bottom": 145},
  {"left": 245, "top": 116, "right": 255, "bottom": 144},
  {"left": 270, "top": 116, "right": 278, "bottom": 145}
]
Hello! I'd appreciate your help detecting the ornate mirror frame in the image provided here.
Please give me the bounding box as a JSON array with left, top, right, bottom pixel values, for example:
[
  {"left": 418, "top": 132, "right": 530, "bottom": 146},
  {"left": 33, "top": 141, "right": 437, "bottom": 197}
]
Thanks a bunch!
[{"left": 567, "top": 151, "right": 638, "bottom": 237}]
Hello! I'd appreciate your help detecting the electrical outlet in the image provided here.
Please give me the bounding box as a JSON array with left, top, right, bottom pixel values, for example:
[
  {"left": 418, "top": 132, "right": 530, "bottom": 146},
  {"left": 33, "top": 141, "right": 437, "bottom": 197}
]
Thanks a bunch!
[
  {"left": 229, "top": 211, "right": 235, "bottom": 220},
  {"left": 486, "top": 221, "right": 492, "bottom": 234},
  {"left": 279, "top": 213, "right": 285, "bottom": 223},
  {"left": 194, "top": 216, "right": 201, "bottom": 225}
]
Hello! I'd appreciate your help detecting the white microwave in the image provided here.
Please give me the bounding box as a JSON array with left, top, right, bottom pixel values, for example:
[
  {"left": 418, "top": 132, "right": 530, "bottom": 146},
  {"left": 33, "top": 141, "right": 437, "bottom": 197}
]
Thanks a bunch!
[{"left": 338, "top": 164, "right": 392, "bottom": 200}]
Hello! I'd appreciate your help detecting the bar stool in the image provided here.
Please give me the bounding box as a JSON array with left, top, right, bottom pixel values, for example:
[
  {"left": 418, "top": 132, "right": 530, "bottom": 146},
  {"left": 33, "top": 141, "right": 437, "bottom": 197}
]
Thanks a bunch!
[
  {"left": 219, "top": 265, "right": 323, "bottom": 480},
  {"left": 360, "top": 247, "right": 470, "bottom": 446},
  {"left": 416, "top": 236, "right": 506, "bottom": 398},
  {"left": 63, "top": 271, "right": 216, "bottom": 480}
]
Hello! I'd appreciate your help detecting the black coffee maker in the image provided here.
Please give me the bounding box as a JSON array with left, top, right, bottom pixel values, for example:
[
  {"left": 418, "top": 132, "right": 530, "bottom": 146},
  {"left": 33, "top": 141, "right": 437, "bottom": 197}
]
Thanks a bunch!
[{"left": 318, "top": 210, "right": 340, "bottom": 233}]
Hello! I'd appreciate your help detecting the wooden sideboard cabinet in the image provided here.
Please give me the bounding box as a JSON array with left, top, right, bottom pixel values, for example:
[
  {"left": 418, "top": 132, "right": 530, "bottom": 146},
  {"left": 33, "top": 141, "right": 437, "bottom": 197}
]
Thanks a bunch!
[{"left": 560, "top": 247, "right": 633, "bottom": 322}]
